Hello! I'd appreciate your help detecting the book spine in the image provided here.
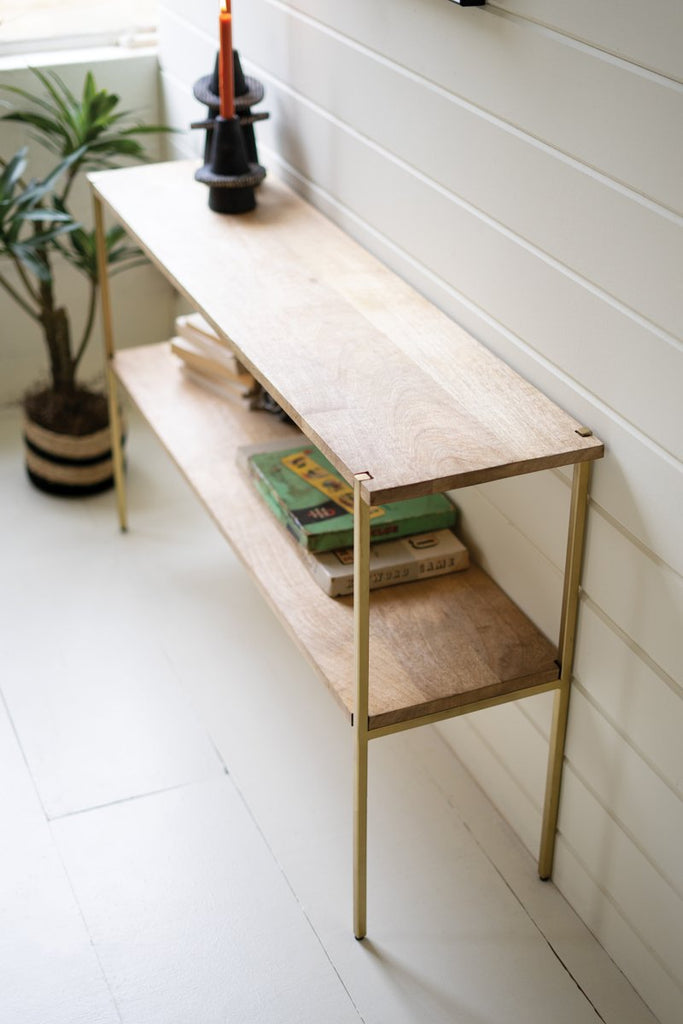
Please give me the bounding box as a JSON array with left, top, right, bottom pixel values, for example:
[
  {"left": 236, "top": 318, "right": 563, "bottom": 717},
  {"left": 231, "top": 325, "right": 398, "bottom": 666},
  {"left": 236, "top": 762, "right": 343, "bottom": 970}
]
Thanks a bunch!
[
  {"left": 249, "top": 478, "right": 457, "bottom": 553},
  {"left": 250, "top": 475, "right": 306, "bottom": 546},
  {"left": 176, "top": 316, "right": 231, "bottom": 350},
  {"left": 311, "top": 549, "right": 469, "bottom": 597},
  {"left": 171, "top": 339, "right": 254, "bottom": 388},
  {"left": 367, "top": 511, "right": 455, "bottom": 548}
]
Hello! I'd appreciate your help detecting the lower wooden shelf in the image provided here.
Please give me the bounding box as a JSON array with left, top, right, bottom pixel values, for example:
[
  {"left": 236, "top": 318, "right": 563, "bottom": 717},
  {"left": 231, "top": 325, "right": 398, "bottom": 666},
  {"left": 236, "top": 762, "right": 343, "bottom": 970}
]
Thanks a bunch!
[{"left": 115, "top": 341, "right": 560, "bottom": 733}]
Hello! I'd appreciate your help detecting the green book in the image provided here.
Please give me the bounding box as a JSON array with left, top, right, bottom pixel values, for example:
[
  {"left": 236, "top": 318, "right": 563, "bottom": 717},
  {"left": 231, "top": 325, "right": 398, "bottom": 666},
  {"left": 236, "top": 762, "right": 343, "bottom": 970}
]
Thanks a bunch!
[{"left": 242, "top": 438, "right": 457, "bottom": 553}]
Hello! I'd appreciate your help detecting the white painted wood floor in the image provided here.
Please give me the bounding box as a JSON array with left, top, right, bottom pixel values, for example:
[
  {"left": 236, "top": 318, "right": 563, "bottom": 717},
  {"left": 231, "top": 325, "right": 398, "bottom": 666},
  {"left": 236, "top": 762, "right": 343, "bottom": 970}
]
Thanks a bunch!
[{"left": 0, "top": 406, "right": 659, "bottom": 1024}]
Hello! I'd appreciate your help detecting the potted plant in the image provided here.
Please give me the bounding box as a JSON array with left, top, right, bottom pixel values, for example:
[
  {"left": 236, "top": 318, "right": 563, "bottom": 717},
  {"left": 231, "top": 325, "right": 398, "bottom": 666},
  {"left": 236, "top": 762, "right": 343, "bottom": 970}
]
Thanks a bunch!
[{"left": 0, "top": 68, "right": 172, "bottom": 494}]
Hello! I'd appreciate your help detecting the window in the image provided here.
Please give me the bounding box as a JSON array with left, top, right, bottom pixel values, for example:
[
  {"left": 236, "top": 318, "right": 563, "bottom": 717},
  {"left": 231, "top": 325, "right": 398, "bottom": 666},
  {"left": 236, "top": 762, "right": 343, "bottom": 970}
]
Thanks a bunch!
[{"left": 0, "top": 0, "right": 158, "bottom": 56}]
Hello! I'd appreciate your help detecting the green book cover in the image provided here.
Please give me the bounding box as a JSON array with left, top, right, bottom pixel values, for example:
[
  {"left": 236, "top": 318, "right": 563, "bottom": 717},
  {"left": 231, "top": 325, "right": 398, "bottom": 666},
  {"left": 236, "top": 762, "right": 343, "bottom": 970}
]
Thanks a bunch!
[{"left": 246, "top": 441, "right": 457, "bottom": 552}]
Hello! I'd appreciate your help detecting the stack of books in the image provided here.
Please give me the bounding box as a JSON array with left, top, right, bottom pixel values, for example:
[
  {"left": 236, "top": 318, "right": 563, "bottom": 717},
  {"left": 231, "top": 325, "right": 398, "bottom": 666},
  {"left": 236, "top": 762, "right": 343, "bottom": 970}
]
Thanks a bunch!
[
  {"left": 170, "top": 313, "right": 258, "bottom": 404},
  {"left": 239, "top": 436, "right": 469, "bottom": 597}
]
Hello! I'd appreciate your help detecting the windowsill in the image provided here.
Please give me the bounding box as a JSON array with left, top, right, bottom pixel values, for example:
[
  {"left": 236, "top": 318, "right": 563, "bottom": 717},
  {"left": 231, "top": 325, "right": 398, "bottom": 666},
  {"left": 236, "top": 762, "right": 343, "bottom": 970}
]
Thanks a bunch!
[
  {"left": 0, "top": 0, "right": 157, "bottom": 61},
  {"left": 0, "top": 40, "right": 157, "bottom": 72}
]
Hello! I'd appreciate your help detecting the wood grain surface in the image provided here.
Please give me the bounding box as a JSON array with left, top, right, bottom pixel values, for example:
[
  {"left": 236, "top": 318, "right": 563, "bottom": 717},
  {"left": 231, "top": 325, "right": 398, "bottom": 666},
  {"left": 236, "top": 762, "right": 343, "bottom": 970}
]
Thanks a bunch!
[
  {"left": 114, "top": 343, "right": 559, "bottom": 729},
  {"left": 90, "top": 161, "right": 603, "bottom": 504}
]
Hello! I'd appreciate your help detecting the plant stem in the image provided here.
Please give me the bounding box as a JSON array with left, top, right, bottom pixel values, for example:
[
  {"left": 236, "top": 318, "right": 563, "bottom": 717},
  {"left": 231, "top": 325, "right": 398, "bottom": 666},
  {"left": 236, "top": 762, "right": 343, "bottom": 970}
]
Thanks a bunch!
[
  {"left": 59, "top": 161, "right": 82, "bottom": 207},
  {"left": 38, "top": 249, "right": 75, "bottom": 393},
  {"left": 13, "top": 254, "right": 42, "bottom": 305},
  {"left": 0, "top": 271, "right": 41, "bottom": 321},
  {"left": 72, "top": 276, "right": 97, "bottom": 373}
]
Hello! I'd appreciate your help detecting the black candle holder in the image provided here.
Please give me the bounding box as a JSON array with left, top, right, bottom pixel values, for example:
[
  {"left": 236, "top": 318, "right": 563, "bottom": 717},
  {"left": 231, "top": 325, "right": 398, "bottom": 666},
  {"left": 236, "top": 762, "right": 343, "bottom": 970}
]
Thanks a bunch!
[{"left": 191, "top": 51, "right": 269, "bottom": 214}]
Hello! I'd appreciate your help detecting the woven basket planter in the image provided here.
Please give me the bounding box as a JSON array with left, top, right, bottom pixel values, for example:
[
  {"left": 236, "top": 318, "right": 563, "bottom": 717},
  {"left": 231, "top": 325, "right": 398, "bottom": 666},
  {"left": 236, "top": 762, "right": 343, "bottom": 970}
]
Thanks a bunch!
[{"left": 23, "top": 415, "right": 124, "bottom": 496}]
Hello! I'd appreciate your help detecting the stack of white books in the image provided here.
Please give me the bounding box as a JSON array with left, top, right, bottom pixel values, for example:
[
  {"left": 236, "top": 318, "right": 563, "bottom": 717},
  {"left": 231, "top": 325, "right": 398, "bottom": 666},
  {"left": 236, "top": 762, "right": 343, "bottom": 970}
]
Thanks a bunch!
[{"left": 170, "top": 313, "right": 258, "bottom": 403}]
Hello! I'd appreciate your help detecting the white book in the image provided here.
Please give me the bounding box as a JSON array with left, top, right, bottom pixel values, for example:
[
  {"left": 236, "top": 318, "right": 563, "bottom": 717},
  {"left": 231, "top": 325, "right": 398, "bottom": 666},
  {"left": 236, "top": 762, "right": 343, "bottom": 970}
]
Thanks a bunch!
[
  {"left": 174, "top": 312, "right": 252, "bottom": 372},
  {"left": 179, "top": 366, "right": 257, "bottom": 405},
  {"left": 170, "top": 335, "right": 255, "bottom": 389},
  {"left": 302, "top": 528, "right": 469, "bottom": 597},
  {"left": 175, "top": 312, "right": 232, "bottom": 350}
]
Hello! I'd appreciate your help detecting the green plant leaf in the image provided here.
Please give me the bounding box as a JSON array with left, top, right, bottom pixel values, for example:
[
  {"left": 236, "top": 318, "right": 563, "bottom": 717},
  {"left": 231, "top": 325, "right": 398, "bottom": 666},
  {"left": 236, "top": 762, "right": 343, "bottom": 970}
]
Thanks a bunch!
[
  {"left": 0, "top": 147, "right": 28, "bottom": 198},
  {"left": 19, "top": 208, "right": 73, "bottom": 222},
  {"left": 9, "top": 245, "right": 50, "bottom": 281},
  {"left": 31, "top": 68, "right": 75, "bottom": 125},
  {"left": 1, "top": 110, "right": 69, "bottom": 144},
  {"left": 17, "top": 147, "right": 84, "bottom": 207},
  {"left": 83, "top": 71, "right": 96, "bottom": 107},
  {"left": 0, "top": 83, "right": 63, "bottom": 118},
  {"left": 0, "top": 149, "right": 82, "bottom": 262},
  {"left": 0, "top": 68, "right": 172, "bottom": 391},
  {"left": 22, "top": 222, "right": 80, "bottom": 247}
]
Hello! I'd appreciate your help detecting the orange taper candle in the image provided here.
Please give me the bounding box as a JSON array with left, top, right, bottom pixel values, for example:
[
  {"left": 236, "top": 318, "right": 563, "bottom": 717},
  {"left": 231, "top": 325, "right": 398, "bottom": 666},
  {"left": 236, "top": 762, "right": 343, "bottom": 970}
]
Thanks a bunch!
[{"left": 219, "top": 1, "right": 234, "bottom": 119}]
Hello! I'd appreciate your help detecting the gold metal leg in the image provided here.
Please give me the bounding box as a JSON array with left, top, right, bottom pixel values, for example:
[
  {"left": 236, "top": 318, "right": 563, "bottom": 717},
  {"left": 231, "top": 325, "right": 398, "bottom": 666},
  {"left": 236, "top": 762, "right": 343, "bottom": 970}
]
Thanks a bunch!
[
  {"left": 539, "top": 459, "right": 593, "bottom": 879},
  {"left": 353, "top": 472, "right": 372, "bottom": 940},
  {"left": 93, "top": 195, "right": 128, "bottom": 532}
]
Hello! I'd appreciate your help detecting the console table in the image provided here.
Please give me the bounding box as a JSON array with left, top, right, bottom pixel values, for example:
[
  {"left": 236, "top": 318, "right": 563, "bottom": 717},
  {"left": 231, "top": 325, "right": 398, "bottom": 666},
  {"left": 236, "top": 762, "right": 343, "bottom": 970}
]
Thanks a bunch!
[{"left": 90, "top": 160, "right": 603, "bottom": 939}]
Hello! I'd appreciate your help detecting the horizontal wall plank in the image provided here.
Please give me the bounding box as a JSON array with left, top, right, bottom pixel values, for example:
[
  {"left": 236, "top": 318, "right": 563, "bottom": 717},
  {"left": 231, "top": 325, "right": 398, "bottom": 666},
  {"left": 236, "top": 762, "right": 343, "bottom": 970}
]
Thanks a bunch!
[
  {"left": 564, "top": 689, "right": 683, "bottom": 896},
  {"left": 574, "top": 603, "right": 683, "bottom": 797},
  {"left": 453, "top": 483, "right": 564, "bottom": 644},
  {"left": 450, "top": 477, "right": 679, "bottom": 692},
  {"left": 158, "top": 73, "right": 206, "bottom": 159},
  {"left": 491, "top": 0, "right": 683, "bottom": 83},
  {"left": 464, "top": 470, "right": 570, "bottom": 569},
  {"left": 454, "top": 471, "right": 682, "bottom": 687},
  {"left": 158, "top": 7, "right": 216, "bottom": 91},
  {"left": 559, "top": 768, "right": 683, "bottom": 988},
  {"left": 244, "top": 80, "right": 682, "bottom": 462},
  {"left": 583, "top": 510, "right": 683, "bottom": 685},
  {"left": 439, "top": 712, "right": 544, "bottom": 857},
  {"left": 230, "top": 0, "right": 683, "bottom": 341},
  {"left": 440, "top": 709, "right": 683, "bottom": 1022},
  {"left": 517, "top": 600, "right": 683, "bottom": 805},
  {"left": 451, "top": 472, "right": 683, "bottom": 800},
  {"left": 253, "top": 107, "right": 683, "bottom": 579},
  {"left": 160, "top": 0, "right": 216, "bottom": 35},
  {"left": 446, "top": 689, "right": 683, "bottom": 901},
  {"left": 554, "top": 837, "right": 683, "bottom": 1024},
  {"left": 416, "top": 725, "right": 662, "bottom": 1024},
  {"left": 251, "top": 0, "right": 683, "bottom": 213}
]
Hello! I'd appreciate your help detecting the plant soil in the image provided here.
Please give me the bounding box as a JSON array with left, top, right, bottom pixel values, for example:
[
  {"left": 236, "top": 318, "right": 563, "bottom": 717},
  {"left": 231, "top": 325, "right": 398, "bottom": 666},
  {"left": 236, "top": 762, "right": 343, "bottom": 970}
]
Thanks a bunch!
[{"left": 24, "top": 387, "right": 109, "bottom": 436}]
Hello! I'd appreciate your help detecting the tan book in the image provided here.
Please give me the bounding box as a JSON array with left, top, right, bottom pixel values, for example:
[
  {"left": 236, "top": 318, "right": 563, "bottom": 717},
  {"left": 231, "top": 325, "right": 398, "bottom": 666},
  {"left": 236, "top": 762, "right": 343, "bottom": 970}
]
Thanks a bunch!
[
  {"left": 175, "top": 312, "right": 252, "bottom": 370},
  {"left": 300, "top": 528, "right": 469, "bottom": 597},
  {"left": 170, "top": 335, "right": 255, "bottom": 390},
  {"left": 175, "top": 312, "right": 231, "bottom": 350},
  {"left": 179, "top": 366, "right": 259, "bottom": 405}
]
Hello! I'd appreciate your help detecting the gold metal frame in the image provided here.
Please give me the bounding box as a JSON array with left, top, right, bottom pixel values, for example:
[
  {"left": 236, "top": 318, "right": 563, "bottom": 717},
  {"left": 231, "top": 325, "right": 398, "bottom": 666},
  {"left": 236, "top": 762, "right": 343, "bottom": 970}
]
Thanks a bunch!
[
  {"left": 94, "top": 196, "right": 128, "bottom": 532},
  {"left": 538, "top": 458, "right": 592, "bottom": 878},
  {"left": 353, "top": 472, "right": 372, "bottom": 940},
  {"left": 352, "top": 458, "right": 594, "bottom": 937},
  {"left": 94, "top": 184, "right": 595, "bottom": 933}
]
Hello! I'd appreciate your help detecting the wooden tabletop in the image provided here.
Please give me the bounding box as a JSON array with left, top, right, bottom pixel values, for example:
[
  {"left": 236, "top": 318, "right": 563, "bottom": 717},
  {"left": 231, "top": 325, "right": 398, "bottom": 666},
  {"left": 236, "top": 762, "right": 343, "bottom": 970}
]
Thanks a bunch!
[{"left": 90, "top": 160, "right": 603, "bottom": 503}]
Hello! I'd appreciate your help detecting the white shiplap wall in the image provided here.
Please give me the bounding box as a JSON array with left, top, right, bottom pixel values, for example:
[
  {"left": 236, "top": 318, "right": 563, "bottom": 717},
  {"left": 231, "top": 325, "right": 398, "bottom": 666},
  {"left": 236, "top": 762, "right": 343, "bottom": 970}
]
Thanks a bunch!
[{"left": 157, "top": 2, "right": 683, "bottom": 1021}]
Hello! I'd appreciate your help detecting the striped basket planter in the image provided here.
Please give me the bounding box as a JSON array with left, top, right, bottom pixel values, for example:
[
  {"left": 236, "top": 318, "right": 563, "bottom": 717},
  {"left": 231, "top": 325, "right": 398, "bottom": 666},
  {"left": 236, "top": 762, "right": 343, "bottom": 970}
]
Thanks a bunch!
[{"left": 23, "top": 415, "right": 124, "bottom": 496}]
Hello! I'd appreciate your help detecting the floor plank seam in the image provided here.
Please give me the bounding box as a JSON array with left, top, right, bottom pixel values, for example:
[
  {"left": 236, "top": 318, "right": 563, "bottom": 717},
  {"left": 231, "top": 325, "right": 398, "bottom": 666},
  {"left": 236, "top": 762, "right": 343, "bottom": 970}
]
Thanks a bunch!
[
  {"left": 426, "top": 728, "right": 637, "bottom": 1024},
  {"left": 0, "top": 687, "right": 51, "bottom": 822},
  {"left": 45, "top": 777, "right": 215, "bottom": 822},
  {"left": 225, "top": 763, "right": 369, "bottom": 1023}
]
